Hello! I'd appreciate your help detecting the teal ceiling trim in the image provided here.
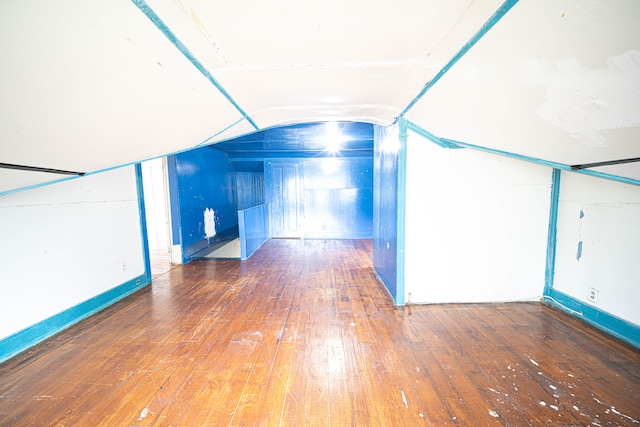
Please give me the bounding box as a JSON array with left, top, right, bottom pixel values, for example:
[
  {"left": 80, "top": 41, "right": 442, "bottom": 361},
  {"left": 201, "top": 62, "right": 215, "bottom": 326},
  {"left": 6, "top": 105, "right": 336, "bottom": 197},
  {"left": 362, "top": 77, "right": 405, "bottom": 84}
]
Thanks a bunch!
[
  {"left": 399, "top": 0, "right": 520, "bottom": 118},
  {"left": 194, "top": 117, "right": 247, "bottom": 147},
  {"left": 444, "top": 139, "right": 640, "bottom": 187},
  {"left": 0, "top": 175, "right": 82, "bottom": 198},
  {"left": 404, "top": 119, "right": 458, "bottom": 148},
  {"left": 131, "top": 0, "right": 258, "bottom": 130},
  {"left": 0, "top": 121, "right": 251, "bottom": 197}
]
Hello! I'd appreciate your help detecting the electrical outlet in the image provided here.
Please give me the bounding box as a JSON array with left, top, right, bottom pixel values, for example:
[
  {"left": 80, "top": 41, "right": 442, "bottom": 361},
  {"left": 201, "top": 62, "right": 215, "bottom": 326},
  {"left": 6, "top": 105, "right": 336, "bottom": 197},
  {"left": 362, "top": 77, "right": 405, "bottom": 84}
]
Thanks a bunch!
[
  {"left": 588, "top": 287, "right": 599, "bottom": 303},
  {"left": 120, "top": 261, "right": 127, "bottom": 273}
]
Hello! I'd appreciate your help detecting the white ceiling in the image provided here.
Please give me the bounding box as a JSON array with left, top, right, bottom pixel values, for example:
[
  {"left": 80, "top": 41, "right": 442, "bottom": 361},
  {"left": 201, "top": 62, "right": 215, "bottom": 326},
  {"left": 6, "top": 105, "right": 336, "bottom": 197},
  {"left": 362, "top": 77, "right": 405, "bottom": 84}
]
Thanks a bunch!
[{"left": 1, "top": 0, "right": 638, "bottom": 194}]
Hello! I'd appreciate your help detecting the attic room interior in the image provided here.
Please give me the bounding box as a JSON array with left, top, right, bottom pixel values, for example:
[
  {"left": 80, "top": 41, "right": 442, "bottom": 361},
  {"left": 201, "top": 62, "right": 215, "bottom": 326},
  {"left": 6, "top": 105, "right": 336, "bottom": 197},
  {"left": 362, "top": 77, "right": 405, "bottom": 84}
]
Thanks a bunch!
[{"left": 0, "top": 0, "right": 639, "bottom": 425}]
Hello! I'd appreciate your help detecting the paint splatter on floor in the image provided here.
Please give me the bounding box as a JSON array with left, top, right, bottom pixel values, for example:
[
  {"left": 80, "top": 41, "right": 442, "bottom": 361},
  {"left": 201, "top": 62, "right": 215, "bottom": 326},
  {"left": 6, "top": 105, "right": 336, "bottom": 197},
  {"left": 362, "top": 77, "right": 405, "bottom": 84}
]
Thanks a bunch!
[{"left": 137, "top": 407, "right": 150, "bottom": 421}]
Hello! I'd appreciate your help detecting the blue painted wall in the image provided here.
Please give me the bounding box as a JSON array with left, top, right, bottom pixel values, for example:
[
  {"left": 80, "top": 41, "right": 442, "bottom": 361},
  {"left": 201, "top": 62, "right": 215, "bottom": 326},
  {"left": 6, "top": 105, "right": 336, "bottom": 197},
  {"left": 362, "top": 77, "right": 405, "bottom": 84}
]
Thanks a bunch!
[
  {"left": 373, "top": 124, "right": 404, "bottom": 303},
  {"left": 169, "top": 147, "right": 238, "bottom": 261},
  {"left": 301, "top": 158, "right": 373, "bottom": 239},
  {"left": 236, "top": 171, "right": 264, "bottom": 210},
  {"left": 166, "top": 155, "right": 182, "bottom": 247},
  {"left": 217, "top": 122, "right": 374, "bottom": 240},
  {"left": 239, "top": 204, "right": 270, "bottom": 259},
  {"left": 262, "top": 157, "right": 373, "bottom": 239}
]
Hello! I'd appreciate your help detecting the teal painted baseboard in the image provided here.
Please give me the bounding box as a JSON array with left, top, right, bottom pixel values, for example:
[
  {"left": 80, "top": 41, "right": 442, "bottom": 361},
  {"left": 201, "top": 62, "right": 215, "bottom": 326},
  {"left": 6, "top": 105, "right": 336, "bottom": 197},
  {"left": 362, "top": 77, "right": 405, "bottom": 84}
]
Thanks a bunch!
[
  {"left": 0, "top": 274, "right": 150, "bottom": 364},
  {"left": 544, "top": 288, "right": 640, "bottom": 349}
]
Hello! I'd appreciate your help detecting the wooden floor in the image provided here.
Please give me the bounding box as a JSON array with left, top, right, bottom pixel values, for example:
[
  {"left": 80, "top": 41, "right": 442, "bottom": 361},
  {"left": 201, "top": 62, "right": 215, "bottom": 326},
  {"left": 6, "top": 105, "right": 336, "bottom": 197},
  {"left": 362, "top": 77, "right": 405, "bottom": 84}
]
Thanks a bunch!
[
  {"left": 0, "top": 239, "right": 638, "bottom": 426},
  {"left": 150, "top": 248, "right": 177, "bottom": 278}
]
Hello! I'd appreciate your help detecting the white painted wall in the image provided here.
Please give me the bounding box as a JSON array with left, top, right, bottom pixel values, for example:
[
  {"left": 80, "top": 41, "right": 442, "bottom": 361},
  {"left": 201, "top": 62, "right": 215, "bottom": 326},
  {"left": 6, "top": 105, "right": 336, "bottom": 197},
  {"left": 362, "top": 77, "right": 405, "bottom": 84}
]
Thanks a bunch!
[
  {"left": 554, "top": 172, "right": 640, "bottom": 325},
  {"left": 0, "top": 166, "right": 145, "bottom": 340},
  {"left": 404, "top": 130, "right": 552, "bottom": 303}
]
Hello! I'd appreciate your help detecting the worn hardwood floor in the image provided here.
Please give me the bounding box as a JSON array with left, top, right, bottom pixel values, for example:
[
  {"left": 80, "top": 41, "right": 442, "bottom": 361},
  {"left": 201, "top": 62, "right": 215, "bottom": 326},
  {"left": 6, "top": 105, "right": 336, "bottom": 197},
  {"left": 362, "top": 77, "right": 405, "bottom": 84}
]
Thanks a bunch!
[
  {"left": 150, "top": 248, "right": 176, "bottom": 278},
  {"left": 0, "top": 239, "right": 638, "bottom": 426}
]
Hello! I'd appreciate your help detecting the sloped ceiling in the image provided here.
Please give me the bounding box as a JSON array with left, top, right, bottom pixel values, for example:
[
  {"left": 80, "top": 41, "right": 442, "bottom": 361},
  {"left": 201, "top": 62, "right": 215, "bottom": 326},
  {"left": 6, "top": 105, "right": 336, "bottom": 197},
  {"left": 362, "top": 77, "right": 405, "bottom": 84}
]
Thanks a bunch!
[
  {"left": 405, "top": 0, "right": 640, "bottom": 180},
  {"left": 1, "top": 0, "right": 638, "bottom": 194}
]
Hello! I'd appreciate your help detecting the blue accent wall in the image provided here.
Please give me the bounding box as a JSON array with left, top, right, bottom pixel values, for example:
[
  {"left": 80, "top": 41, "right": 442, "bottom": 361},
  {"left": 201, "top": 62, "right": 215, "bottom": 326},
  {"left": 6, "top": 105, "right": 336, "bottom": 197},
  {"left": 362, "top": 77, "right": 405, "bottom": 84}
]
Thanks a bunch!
[
  {"left": 301, "top": 158, "right": 373, "bottom": 239},
  {"left": 169, "top": 147, "right": 239, "bottom": 261},
  {"left": 166, "top": 155, "right": 182, "bottom": 247},
  {"left": 236, "top": 171, "right": 264, "bottom": 210},
  {"left": 373, "top": 124, "right": 403, "bottom": 303},
  {"left": 239, "top": 204, "right": 270, "bottom": 259},
  {"left": 217, "top": 122, "right": 374, "bottom": 240},
  {"left": 263, "top": 158, "right": 374, "bottom": 239}
]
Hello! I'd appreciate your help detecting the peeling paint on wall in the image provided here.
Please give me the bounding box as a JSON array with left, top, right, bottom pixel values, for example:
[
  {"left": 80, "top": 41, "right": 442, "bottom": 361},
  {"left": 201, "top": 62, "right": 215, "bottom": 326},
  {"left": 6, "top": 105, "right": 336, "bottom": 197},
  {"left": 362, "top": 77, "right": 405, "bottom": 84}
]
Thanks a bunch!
[
  {"left": 576, "top": 241, "right": 583, "bottom": 261},
  {"left": 521, "top": 50, "right": 640, "bottom": 147},
  {"left": 577, "top": 209, "right": 584, "bottom": 260},
  {"left": 204, "top": 208, "right": 216, "bottom": 239}
]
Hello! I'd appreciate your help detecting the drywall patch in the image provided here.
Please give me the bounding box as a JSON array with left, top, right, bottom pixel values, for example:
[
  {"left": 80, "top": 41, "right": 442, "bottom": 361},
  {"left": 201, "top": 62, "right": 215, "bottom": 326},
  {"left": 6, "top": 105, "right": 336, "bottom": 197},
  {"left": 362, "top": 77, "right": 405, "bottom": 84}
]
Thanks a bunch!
[
  {"left": 521, "top": 50, "right": 640, "bottom": 147},
  {"left": 203, "top": 208, "right": 216, "bottom": 239}
]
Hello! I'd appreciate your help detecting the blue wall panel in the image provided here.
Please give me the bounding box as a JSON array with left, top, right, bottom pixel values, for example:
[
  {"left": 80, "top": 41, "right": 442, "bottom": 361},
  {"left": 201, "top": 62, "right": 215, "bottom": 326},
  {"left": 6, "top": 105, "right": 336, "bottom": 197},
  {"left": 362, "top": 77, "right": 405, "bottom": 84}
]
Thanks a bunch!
[
  {"left": 373, "top": 124, "right": 402, "bottom": 302},
  {"left": 238, "top": 204, "right": 270, "bottom": 259},
  {"left": 166, "top": 155, "right": 182, "bottom": 246},
  {"left": 302, "top": 158, "right": 373, "bottom": 239},
  {"left": 262, "top": 157, "right": 373, "bottom": 239},
  {"left": 194, "top": 122, "right": 376, "bottom": 241},
  {"left": 236, "top": 171, "right": 264, "bottom": 210},
  {"left": 170, "top": 147, "right": 238, "bottom": 261},
  {"left": 266, "top": 161, "right": 303, "bottom": 238}
]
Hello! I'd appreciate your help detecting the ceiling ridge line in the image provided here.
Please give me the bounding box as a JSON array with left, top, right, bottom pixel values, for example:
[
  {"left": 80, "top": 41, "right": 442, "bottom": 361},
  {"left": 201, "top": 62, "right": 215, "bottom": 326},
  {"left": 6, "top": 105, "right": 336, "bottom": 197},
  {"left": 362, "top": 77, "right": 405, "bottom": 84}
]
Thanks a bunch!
[
  {"left": 403, "top": 119, "right": 640, "bottom": 187},
  {"left": 131, "top": 0, "right": 258, "bottom": 130},
  {"left": 398, "top": 0, "right": 520, "bottom": 119}
]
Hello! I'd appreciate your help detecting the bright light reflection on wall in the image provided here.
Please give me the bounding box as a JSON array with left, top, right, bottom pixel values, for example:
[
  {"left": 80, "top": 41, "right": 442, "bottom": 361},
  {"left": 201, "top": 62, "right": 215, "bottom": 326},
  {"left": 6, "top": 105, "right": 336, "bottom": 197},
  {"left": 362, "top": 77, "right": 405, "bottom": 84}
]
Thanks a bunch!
[
  {"left": 382, "top": 127, "right": 401, "bottom": 153},
  {"left": 321, "top": 158, "right": 340, "bottom": 174},
  {"left": 325, "top": 122, "right": 345, "bottom": 154}
]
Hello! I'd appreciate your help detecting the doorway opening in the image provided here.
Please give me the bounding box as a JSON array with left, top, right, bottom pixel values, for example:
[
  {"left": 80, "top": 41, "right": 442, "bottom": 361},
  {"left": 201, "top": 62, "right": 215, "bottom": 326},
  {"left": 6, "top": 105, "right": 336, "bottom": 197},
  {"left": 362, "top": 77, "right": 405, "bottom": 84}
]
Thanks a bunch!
[{"left": 141, "top": 157, "right": 175, "bottom": 277}]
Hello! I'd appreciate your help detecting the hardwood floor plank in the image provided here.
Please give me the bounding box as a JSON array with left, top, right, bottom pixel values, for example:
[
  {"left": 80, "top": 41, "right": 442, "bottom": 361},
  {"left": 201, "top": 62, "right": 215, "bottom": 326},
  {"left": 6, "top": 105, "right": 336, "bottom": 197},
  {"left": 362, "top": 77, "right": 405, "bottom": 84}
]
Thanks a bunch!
[{"left": 0, "top": 239, "right": 638, "bottom": 426}]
